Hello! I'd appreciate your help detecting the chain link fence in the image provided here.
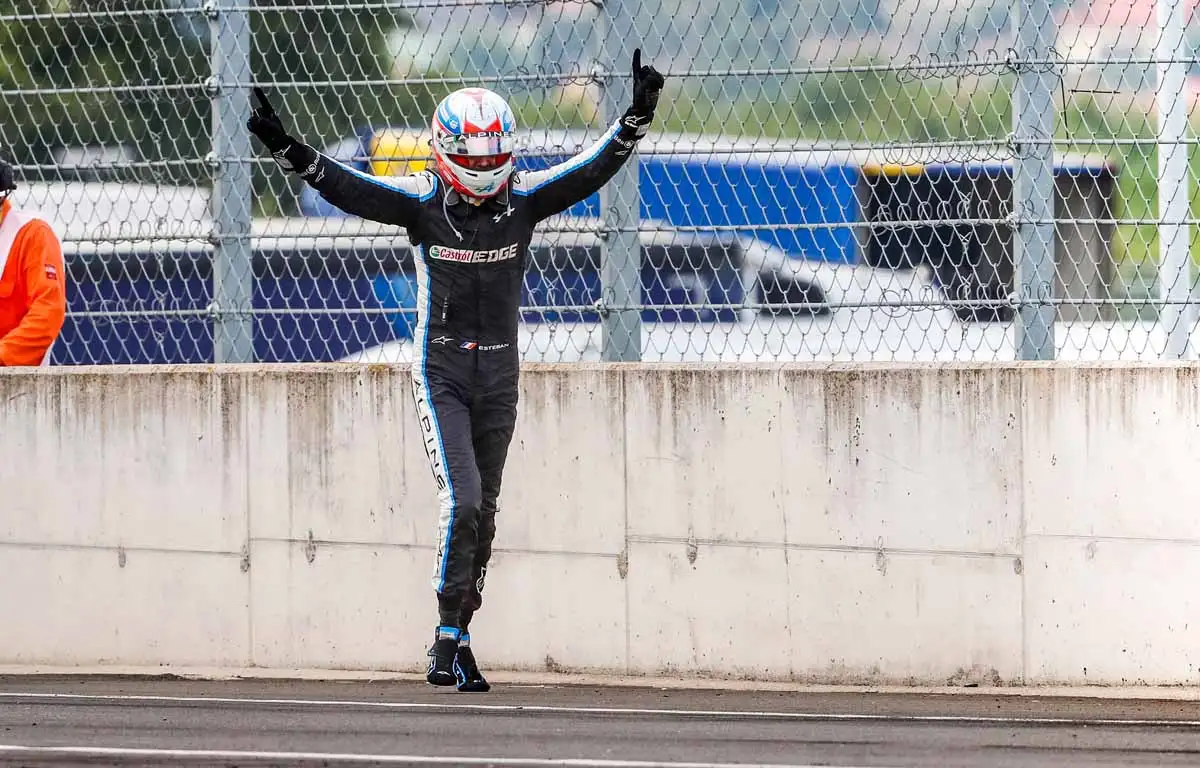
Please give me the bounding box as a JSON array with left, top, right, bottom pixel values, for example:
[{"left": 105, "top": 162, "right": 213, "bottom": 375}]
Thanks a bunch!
[{"left": 2, "top": 0, "right": 1197, "bottom": 364}]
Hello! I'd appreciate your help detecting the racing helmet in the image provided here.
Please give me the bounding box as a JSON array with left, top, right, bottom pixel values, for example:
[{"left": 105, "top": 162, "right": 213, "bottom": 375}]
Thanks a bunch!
[{"left": 431, "top": 88, "right": 516, "bottom": 199}]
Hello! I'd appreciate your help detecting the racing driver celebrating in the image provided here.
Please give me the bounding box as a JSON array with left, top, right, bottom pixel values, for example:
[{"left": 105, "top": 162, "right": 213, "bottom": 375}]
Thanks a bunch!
[{"left": 249, "top": 51, "right": 665, "bottom": 692}]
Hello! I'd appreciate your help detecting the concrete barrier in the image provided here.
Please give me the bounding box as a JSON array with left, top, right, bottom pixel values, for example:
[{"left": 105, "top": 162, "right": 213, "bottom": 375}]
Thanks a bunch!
[{"left": 1, "top": 363, "right": 1197, "bottom": 685}]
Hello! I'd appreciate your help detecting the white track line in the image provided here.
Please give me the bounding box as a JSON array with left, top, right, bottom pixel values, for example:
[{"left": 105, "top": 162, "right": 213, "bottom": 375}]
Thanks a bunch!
[
  {"left": 0, "top": 691, "right": 1196, "bottom": 727},
  {"left": 0, "top": 745, "right": 878, "bottom": 768}
]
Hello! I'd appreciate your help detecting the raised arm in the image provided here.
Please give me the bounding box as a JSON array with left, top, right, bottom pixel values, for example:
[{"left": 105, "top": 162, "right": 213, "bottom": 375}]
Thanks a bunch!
[
  {"left": 514, "top": 49, "right": 665, "bottom": 223},
  {"left": 293, "top": 153, "right": 436, "bottom": 228},
  {"left": 513, "top": 123, "right": 637, "bottom": 223},
  {"left": 247, "top": 88, "right": 432, "bottom": 229}
]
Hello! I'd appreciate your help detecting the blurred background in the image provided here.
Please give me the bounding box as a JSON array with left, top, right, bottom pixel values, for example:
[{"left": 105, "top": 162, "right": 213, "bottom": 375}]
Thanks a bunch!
[{"left": 2, "top": 0, "right": 1197, "bottom": 364}]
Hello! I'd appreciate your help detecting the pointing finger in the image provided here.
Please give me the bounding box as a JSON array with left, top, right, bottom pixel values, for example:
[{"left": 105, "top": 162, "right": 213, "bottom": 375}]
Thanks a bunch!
[
  {"left": 632, "top": 48, "right": 641, "bottom": 74},
  {"left": 253, "top": 87, "right": 275, "bottom": 116}
]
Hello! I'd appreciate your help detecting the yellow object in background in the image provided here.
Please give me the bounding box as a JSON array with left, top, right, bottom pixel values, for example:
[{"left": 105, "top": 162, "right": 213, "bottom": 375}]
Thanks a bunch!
[
  {"left": 860, "top": 162, "right": 926, "bottom": 178},
  {"left": 369, "top": 129, "right": 432, "bottom": 176}
]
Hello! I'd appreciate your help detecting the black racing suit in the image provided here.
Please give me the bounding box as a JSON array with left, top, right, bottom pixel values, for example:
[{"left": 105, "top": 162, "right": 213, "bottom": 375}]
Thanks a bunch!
[{"left": 295, "top": 121, "right": 642, "bottom": 629}]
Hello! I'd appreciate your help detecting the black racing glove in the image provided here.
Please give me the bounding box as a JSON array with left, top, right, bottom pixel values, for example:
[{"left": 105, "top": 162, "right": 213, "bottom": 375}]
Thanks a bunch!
[
  {"left": 248, "top": 87, "right": 317, "bottom": 174},
  {"left": 620, "top": 48, "right": 665, "bottom": 139}
]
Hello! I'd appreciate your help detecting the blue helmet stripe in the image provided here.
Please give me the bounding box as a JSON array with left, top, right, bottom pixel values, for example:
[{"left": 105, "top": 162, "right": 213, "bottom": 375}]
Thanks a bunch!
[{"left": 436, "top": 101, "right": 461, "bottom": 135}]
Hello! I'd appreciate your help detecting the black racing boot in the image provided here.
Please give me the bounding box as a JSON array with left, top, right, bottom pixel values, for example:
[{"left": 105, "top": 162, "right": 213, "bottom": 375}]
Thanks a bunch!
[
  {"left": 453, "top": 633, "right": 491, "bottom": 693},
  {"left": 426, "top": 626, "right": 460, "bottom": 687}
]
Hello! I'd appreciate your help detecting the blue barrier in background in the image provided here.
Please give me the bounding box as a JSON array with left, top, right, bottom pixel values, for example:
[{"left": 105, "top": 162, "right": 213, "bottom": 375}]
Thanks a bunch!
[
  {"left": 57, "top": 239, "right": 745, "bottom": 364},
  {"left": 299, "top": 131, "right": 863, "bottom": 263}
]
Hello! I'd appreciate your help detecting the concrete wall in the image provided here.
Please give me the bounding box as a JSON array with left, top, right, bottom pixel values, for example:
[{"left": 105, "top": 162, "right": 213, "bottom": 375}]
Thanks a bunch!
[{"left": 1, "top": 363, "right": 1197, "bottom": 685}]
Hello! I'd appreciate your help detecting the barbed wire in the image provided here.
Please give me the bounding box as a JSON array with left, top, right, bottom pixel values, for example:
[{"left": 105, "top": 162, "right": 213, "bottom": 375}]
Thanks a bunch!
[{"left": 62, "top": 296, "right": 1200, "bottom": 321}]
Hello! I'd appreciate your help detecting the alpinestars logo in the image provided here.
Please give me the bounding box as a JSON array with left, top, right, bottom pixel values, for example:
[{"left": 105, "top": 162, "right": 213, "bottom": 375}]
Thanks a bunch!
[
  {"left": 620, "top": 115, "right": 650, "bottom": 138},
  {"left": 429, "top": 243, "right": 520, "bottom": 264},
  {"left": 272, "top": 149, "right": 296, "bottom": 172}
]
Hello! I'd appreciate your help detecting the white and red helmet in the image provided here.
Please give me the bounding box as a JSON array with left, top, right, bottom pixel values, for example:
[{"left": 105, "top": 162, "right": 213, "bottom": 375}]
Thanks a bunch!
[{"left": 431, "top": 88, "right": 516, "bottom": 199}]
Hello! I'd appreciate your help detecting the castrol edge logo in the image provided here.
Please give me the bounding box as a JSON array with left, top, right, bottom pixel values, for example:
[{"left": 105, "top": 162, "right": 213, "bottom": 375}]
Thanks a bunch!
[{"left": 428, "top": 243, "right": 520, "bottom": 264}]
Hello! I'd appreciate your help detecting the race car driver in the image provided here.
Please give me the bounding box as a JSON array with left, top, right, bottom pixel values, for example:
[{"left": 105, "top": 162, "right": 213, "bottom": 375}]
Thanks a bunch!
[{"left": 249, "top": 50, "right": 664, "bottom": 692}]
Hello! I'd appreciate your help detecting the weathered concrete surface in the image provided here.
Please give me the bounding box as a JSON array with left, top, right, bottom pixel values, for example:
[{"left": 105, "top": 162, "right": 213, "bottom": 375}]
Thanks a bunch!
[{"left": 1, "top": 363, "right": 1197, "bottom": 685}]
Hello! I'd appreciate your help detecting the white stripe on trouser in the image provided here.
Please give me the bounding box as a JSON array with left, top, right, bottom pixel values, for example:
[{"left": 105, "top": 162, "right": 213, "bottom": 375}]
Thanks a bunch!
[
  {"left": 410, "top": 245, "right": 456, "bottom": 593},
  {"left": 411, "top": 369, "right": 455, "bottom": 592}
]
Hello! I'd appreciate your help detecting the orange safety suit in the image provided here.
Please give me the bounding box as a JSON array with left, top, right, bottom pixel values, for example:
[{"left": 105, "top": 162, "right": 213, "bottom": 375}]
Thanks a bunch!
[{"left": 0, "top": 198, "right": 67, "bottom": 366}]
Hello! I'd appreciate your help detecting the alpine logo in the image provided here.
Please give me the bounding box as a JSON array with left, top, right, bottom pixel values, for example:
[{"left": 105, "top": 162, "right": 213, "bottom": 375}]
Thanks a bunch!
[
  {"left": 429, "top": 243, "right": 520, "bottom": 264},
  {"left": 410, "top": 377, "right": 447, "bottom": 494}
]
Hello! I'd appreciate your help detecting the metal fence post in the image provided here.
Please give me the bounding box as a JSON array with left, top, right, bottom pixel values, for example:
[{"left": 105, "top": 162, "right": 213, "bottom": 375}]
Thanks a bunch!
[
  {"left": 1157, "top": 0, "right": 1193, "bottom": 359},
  {"left": 210, "top": 0, "right": 254, "bottom": 363},
  {"left": 598, "top": 0, "right": 642, "bottom": 362},
  {"left": 1012, "top": 0, "right": 1057, "bottom": 361}
]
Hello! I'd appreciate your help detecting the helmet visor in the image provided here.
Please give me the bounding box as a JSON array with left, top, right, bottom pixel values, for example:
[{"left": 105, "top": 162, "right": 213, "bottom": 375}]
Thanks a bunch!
[
  {"left": 436, "top": 130, "right": 514, "bottom": 158},
  {"left": 448, "top": 152, "right": 512, "bottom": 171}
]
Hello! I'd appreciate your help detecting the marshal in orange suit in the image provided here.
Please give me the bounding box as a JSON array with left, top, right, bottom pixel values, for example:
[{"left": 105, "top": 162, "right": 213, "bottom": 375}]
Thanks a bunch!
[{"left": 0, "top": 157, "right": 66, "bottom": 367}]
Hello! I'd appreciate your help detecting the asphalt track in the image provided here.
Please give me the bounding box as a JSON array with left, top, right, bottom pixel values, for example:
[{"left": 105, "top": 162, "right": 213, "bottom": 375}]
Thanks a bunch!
[{"left": 2, "top": 677, "right": 1200, "bottom": 766}]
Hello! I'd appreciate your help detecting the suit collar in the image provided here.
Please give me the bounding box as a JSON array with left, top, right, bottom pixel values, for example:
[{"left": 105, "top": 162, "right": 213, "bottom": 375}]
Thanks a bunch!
[{"left": 442, "top": 180, "right": 511, "bottom": 210}]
